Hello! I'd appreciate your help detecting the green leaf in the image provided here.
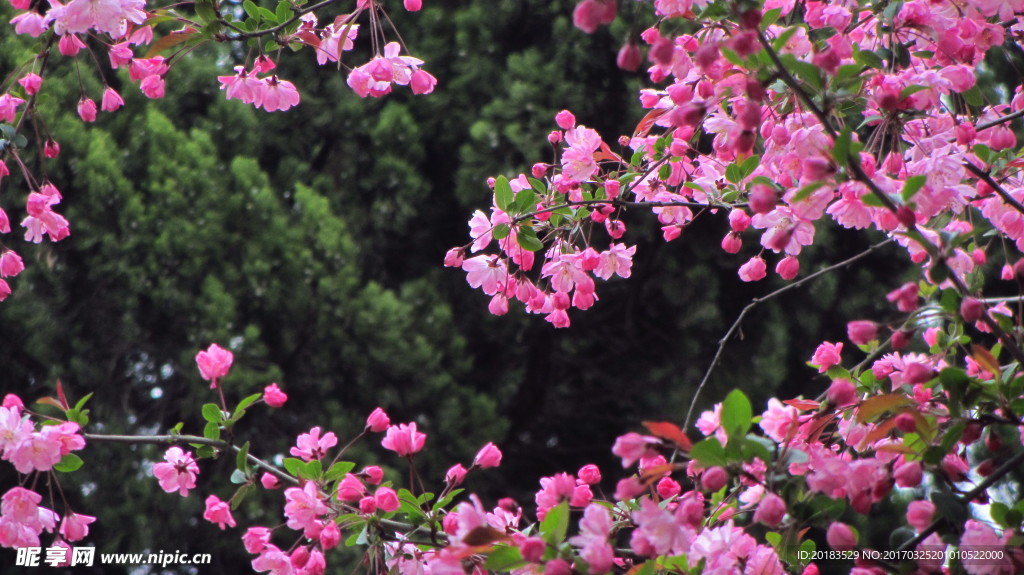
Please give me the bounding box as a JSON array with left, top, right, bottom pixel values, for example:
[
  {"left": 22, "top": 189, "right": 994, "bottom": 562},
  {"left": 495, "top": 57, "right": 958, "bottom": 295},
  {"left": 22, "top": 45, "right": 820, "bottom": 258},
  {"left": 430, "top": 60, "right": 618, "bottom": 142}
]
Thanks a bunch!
[
  {"left": 203, "top": 421, "right": 221, "bottom": 441},
  {"left": 540, "top": 501, "right": 569, "bottom": 545},
  {"left": 300, "top": 459, "right": 323, "bottom": 480},
  {"left": 325, "top": 461, "right": 356, "bottom": 482},
  {"left": 242, "top": 0, "right": 260, "bottom": 20},
  {"left": 832, "top": 128, "right": 852, "bottom": 164},
  {"left": 690, "top": 437, "right": 727, "bottom": 467},
  {"left": 760, "top": 8, "right": 782, "bottom": 29},
  {"left": 485, "top": 546, "right": 525, "bottom": 571},
  {"left": 201, "top": 403, "right": 224, "bottom": 423},
  {"left": 55, "top": 453, "right": 84, "bottom": 473},
  {"left": 961, "top": 85, "right": 983, "bottom": 107},
  {"left": 73, "top": 393, "right": 94, "bottom": 411},
  {"left": 721, "top": 389, "right": 752, "bottom": 438},
  {"left": 231, "top": 484, "right": 253, "bottom": 509},
  {"left": 494, "top": 176, "right": 514, "bottom": 212},
  {"left": 257, "top": 6, "right": 278, "bottom": 23},
  {"left": 195, "top": 0, "right": 217, "bottom": 23},
  {"left": 772, "top": 27, "right": 800, "bottom": 52},
  {"left": 234, "top": 392, "right": 262, "bottom": 418},
  {"left": 529, "top": 177, "right": 547, "bottom": 195},
  {"left": 900, "top": 174, "right": 928, "bottom": 202},
  {"left": 853, "top": 49, "right": 884, "bottom": 69},
  {"left": 433, "top": 488, "right": 464, "bottom": 511},
  {"left": 230, "top": 468, "right": 248, "bottom": 484},
  {"left": 513, "top": 189, "right": 538, "bottom": 214},
  {"left": 725, "top": 163, "right": 742, "bottom": 185},
  {"left": 492, "top": 223, "right": 510, "bottom": 240},
  {"left": 275, "top": 0, "right": 292, "bottom": 23},
  {"left": 236, "top": 441, "right": 251, "bottom": 474},
  {"left": 516, "top": 227, "right": 544, "bottom": 252},
  {"left": 740, "top": 155, "right": 760, "bottom": 179},
  {"left": 283, "top": 457, "right": 304, "bottom": 476},
  {"left": 898, "top": 85, "right": 930, "bottom": 100},
  {"left": 973, "top": 144, "right": 992, "bottom": 164}
]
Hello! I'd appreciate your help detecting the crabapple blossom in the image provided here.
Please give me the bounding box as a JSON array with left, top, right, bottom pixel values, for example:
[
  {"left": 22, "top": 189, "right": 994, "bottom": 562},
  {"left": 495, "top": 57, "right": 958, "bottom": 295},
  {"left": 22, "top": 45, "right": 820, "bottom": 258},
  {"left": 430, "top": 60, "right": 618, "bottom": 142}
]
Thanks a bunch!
[
  {"left": 203, "top": 495, "right": 237, "bottom": 530},
  {"left": 263, "top": 383, "right": 287, "bottom": 407},
  {"left": 195, "top": 343, "right": 233, "bottom": 385},
  {"left": 381, "top": 423, "right": 425, "bottom": 456},
  {"left": 290, "top": 427, "right": 338, "bottom": 461},
  {"left": 152, "top": 447, "right": 199, "bottom": 496}
]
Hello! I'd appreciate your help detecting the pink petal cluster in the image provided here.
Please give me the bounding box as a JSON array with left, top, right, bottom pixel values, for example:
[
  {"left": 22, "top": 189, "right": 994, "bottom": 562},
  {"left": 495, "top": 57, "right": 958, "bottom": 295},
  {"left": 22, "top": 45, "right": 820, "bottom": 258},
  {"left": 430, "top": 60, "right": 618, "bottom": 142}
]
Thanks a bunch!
[
  {"left": 152, "top": 447, "right": 199, "bottom": 496},
  {"left": 380, "top": 422, "right": 425, "bottom": 456},
  {"left": 195, "top": 343, "right": 233, "bottom": 386}
]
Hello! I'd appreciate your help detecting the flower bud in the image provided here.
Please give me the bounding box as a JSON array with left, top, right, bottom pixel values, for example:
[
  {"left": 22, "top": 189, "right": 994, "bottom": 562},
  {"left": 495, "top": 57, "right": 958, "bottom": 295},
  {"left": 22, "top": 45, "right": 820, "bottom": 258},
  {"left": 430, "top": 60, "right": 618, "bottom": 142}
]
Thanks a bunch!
[
  {"left": 520, "top": 537, "right": 546, "bottom": 563},
  {"left": 903, "top": 362, "right": 934, "bottom": 385},
  {"left": 473, "top": 442, "right": 502, "bottom": 468},
  {"left": 826, "top": 522, "right": 856, "bottom": 550},
  {"left": 753, "top": 492, "right": 786, "bottom": 527},
  {"left": 960, "top": 297, "right": 984, "bottom": 323},
  {"left": 847, "top": 320, "right": 878, "bottom": 345},
  {"left": 826, "top": 378, "right": 857, "bottom": 407},
  {"left": 577, "top": 464, "right": 601, "bottom": 484},
  {"left": 366, "top": 407, "right": 390, "bottom": 432},
  {"left": 894, "top": 461, "right": 922, "bottom": 488},
  {"left": 701, "top": 466, "right": 728, "bottom": 492},
  {"left": 616, "top": 42, "right": 643, "bottom": 71}
]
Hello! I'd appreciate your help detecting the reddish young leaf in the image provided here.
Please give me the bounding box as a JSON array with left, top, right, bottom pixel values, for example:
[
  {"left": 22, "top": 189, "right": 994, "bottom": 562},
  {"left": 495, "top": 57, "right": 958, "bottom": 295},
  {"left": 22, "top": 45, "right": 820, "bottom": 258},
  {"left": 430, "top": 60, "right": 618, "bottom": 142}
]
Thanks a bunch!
[
  {"left": 783, "top": 399, "right": 821, "bottom": 411},
  {"left": 642, "top": 421, "right": 692, "bottom": 451}
]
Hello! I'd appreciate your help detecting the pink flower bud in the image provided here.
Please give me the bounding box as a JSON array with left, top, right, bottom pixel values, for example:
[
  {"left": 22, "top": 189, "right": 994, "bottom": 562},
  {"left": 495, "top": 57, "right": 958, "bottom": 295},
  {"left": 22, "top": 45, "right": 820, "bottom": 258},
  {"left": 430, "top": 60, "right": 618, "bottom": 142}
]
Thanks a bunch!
[
  {"left": 0, "top": 279, "right": 9, "bottom": 302},
  {"left": 0, "top": 250, "right": 25, "bottom": 278},
  {"left": 960, "top": 297, "right": 983, "bottom": 323},
  {"left": 721, "top": 232, "right": 742, "bottom": 254},
  {"left": 701, "top": 466, "right": 728, "bottom": 492},
  {"left": 555, "top": 110, "right": 576, "bottom": 130},
  {"left": 977, "top": 459, "right": 996, "bottom": 477},
  {"left": 753, "top": 492, "right": 786, "bottom": 527},
  {"left": 260, "top": 472, "right": 281, "bottom": 489},
  {"left": 616, "top": 42, "right": 642, "bottom": 71},
  {"left": 320, "top": 521, "right": 341, "bottom": 550},
  {"left": 532, "top": 163, "right": 548, "bottom": 179},
  {"left": 891, "top": 329, "right": 912, "bottom": 350},
  {"left": 605, "top": 219, "right": 626, "bottom": 239},
  {"left": 544, "top": 559, "right": 572, "bottom": 575},
  {"left": 263, "top": 383, "right": 287, "bottom": 407},
  {"left": 656, "top": 477, "right": 681, "bottom": 499},
  {"left": 18, "top": 73, "right": 41, "bottom": 95},
  {"left": 894, "top": 412, "right": 917, "bottom": 433},
  {"left": 375, "top": 487, "right": 400, "bottom": 512},
  {"left": 291, "top": 546, "right": 310, "bottom": 569},
  {"left": 903, "top": 362, "right": 934, "bottom": 385},
  {"left": 443, "top": 247, "right": 465, "bottom": 268},
  {"left": 570, "top": 484, "right": 593, "bottom": 507},
  {"left": 44, "top": 139, "right": 60, "bottom": 158},
  {"left": 243, "top": 527, "right": 271, "bottom": 553},
  {"left": 403, "top": 0, "right": 421, "bottom": 10},
  {"left": 897, "top": 206, "right": 917, "bottom": 228},
  {"left": 77, "top": 98, "right": 97, "bottom": 122},
  {"left": 366, "top": 407, "right": 390, "bottom": 432},
  {"left": 577, "top": 464, "right": 601, "bottom": 484},
  {"left": 826, "top": 522, "right": 856, "bottom": 550},
  {"left": 960, "top": 422, "right": 983, "bottom": 445},
  {"left": 445, "top": 463, "right": 468, "bottom": 486},
  {"left": 614, "top": 476, "right": 645, "bottom": 500},
  {"left": 362, "top": 465, "right": 384, "bottom": 485},
  {"left": 359, "top": 495, "right": 377, "bottom": 514},
  {"left": 337, "top": 473, "right": 365, "bottom": 502},
  {"left": 473, "top": 442, "right": 502, "bottom": 468},
  {"left": 748, "top": 184, "right": 778, "bottom": 214},
  {"left": 2, "top": 394, "right": 24, "bottom": 409},
  {"left": 776, "top": 256, "right": 799, "bottom": 280},
  {"left": 547, "top": 130, "right": 562, "bottom": 145},
  {"left": 847, "top": 320, "right": 878, "bottom": 345},
  {"left": 101, "top": 87, "right": 124, "bottom": 112},
  {"left": 729, "top": 209, "right": 751, "bottom": 232},
  {"left": 894, "top": 461, "right": 922, "bottom": 488},
  {"left": 519, "top": 536, "right": 546, "bottom": 563},
  {"left": 410, "top": 69, "right": 437, "bottom": 95},
  {"left": 906, "top": 501, "right": 934, "bottom": 531},
  {"left": 488, "top": 294, "right": 509, "bottom": 316},
  {"left": 826, "top": 379, "right": 857, "bottom": 407},
  {"left": 738, "top": 256, "right": 767, "bottom": 282}
]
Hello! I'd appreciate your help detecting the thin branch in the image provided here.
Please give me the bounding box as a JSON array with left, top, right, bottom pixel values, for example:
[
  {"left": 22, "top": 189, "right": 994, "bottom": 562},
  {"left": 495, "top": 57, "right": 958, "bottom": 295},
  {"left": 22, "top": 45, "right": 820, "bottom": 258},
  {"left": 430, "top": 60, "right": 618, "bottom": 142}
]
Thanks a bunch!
[
  {"left": 683, "top": 239, "right": 894, "bottom": 429},
  {"left": 964, "top": 162, "right": 1024, "bottom": 217},
  {"left": 975, "top": 109, "right": 1024, "bottom": 132},
  {"left": 897, "top": 447, "right": 1024, "bottom": 551},
  {"left": 84, "top": 432, "right": 297, "bottom": 486}
]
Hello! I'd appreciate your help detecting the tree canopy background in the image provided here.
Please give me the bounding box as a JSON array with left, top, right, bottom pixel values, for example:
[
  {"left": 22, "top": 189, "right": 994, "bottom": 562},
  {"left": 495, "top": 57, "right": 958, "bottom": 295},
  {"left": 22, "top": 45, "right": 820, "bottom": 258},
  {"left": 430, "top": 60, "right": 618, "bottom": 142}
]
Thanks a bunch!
[{"left": 0, "top": 0, "right": 914, "bottom": 572}]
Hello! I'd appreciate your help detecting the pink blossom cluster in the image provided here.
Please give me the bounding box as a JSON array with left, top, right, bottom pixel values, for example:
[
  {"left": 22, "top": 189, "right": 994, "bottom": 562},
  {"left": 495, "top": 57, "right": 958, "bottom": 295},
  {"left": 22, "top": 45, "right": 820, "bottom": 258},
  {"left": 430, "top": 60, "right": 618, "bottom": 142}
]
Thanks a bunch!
[
  {"left": 218, "top": 58, "right": 301, "bottom": 113},
  {"left": 0, "top": 395, "right": 92, "bottom": 549}
]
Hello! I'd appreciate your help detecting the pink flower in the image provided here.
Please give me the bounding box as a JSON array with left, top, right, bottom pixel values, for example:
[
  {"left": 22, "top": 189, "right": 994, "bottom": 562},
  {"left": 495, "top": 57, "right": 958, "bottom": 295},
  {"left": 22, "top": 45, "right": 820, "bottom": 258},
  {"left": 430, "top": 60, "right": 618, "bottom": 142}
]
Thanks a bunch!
[
  {"left": 375, "top": 487, "right": 399, "bottom": 512},
  {"left": 577, "top": 464, "right": 601, "bottom": 484},
  {"left": 701, "top": 466, "right": 729, "bottom": 492},
  {"left": 203, "top": 495, "right": 237, "bottom": 530},
  {"left": 260, "top": 472, "right": 280, "bottom": 489},
  {"left": 776, "top": 255, "right": 799, "bottom": 279},
  {"left": 759, "top": 398, "right": 798, "bottom": 443},
  {"left": 473, "top": 442, "right": 502, "bottom": 468},
  {"left": 59, "top": 512, "right": 95, "bottom": 542},
  {"left": 77, "top": 98, "right": 97, "bottom": 122},
  {"left": 738, "top": 256, "right": 767, "bottom": 282},
  {"left": 263, "top": 383, "right": 287, "bottom": 407},
  {"left": 894, "top": 461, "right": 922, "bottom": 488},
  {"left": 290, "top": 427, "right": 338, "bottom": 461},
  {"left": 611, "top": 432, "right": 658, "bottom": 468},
  {"left": 140, "top": 74, "right": 165, "bottom": 99},
  {"left": 251, "top": 544, "right": 292, "bottom": 574},
  {"left": 18, "top": 73, "right": 41, "bottom": 95},
  {"left": 960, "top": 520, "right": 1014, "bottom": 575},
  {"left": 462, "top": 254, "right": 507, "bottom": 295},
  {"left": 260, "top": 77, "right": 300, "bottom": 112},
  {"left": 152, "top": 447, "right": 199, "bottom": 496},
  {"left": 410, "top": 69, "right": 437, "bottom": 95},
  {"left": 381, "top": 422, "right": 426, "bottom": 456},
  {"left": 403, "top": 0, "right": 421, "bottom": 10},
  {"left": 826, "top": 378, "right": 857, "bottom": 407},
  {"left": 568, "top": 504, "right": 614, "bottom": 574},
  {"left": 0, "top": 94, "right": 25, "bottom": 123},
  {"left": 361, "top": 465, "right": 383, "bottom": 485},
  {"left": 101, "top": 87, "right": 124, "bottom": 112},
  {"left": 284, "top": 482, "right": 328, "bottom": 533},
  {"left": 243, "top": 526, "right": 271, "bottom": 553},
  {"left": 9, "top": 431, "right": 63, "bottom": 473},
  {"left": 195, "top": 343, "right": 233, "bottom": 386},
  {"left": 0, "top": 279, "right": 10, "bottom": 302},
  {"left": 366, "top": 407, "right": 390, "bottom": 432},
  {"left": 319, "top": 521, "right": 340, "bottom": 550},
  {"left": 0, "top": 250, "right": 24, "bottom": 278},
  {"left": 44, "top": 139, "right": 60, "bottom": 158},
  {"left": 810, "top": 342, "right": 843, "bottom": 373},
  {"left": 445, "top": 463, "right": 468, "bottom": 486}
]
